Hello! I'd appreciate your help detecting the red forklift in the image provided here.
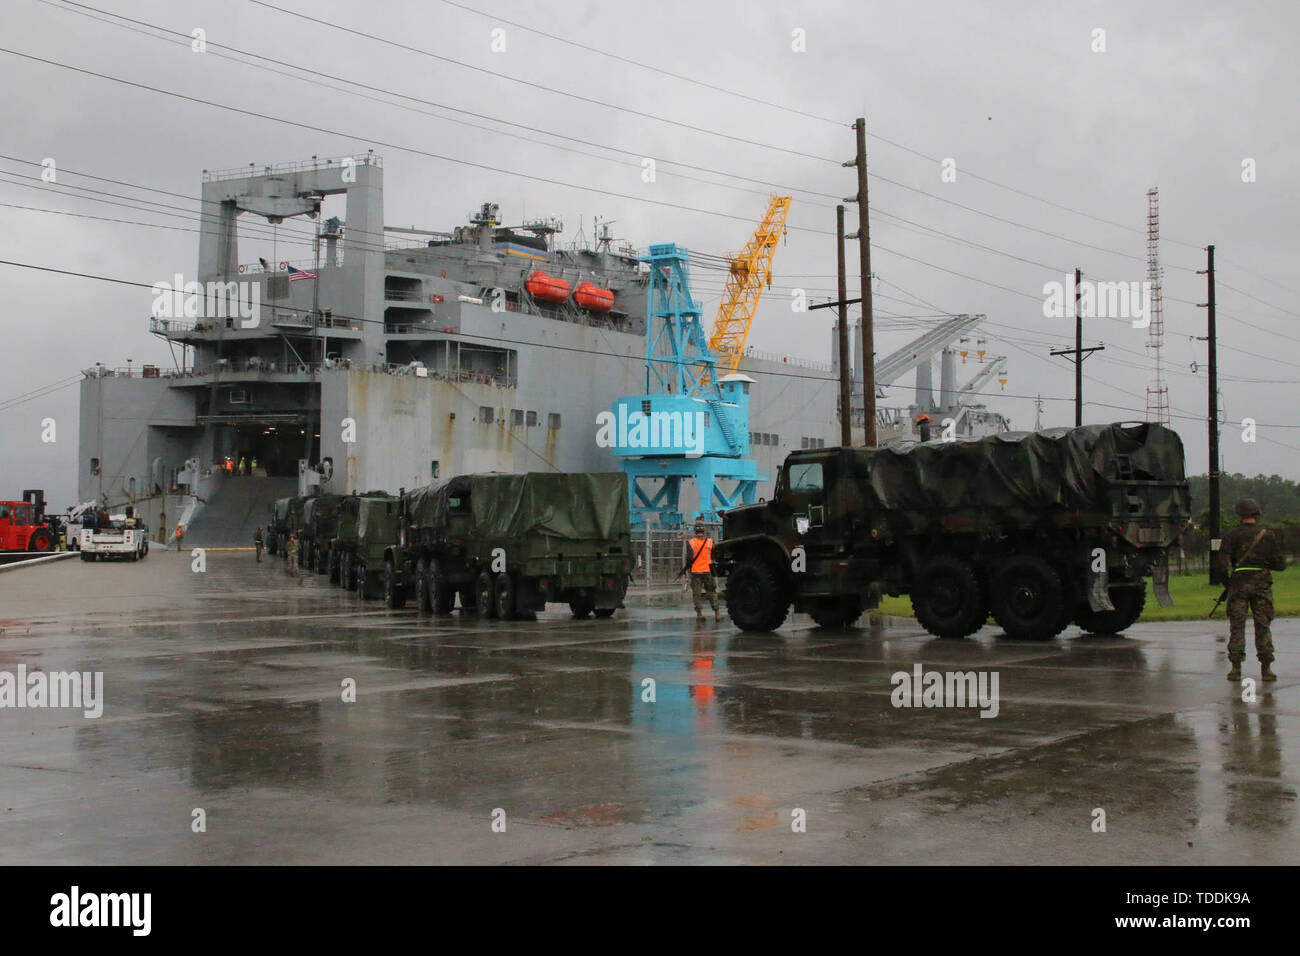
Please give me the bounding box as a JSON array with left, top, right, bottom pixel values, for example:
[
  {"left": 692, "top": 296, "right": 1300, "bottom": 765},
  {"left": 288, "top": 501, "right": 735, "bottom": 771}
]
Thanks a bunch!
[{"left": 0, "top": 490, "right": 59, "bottom": 552}]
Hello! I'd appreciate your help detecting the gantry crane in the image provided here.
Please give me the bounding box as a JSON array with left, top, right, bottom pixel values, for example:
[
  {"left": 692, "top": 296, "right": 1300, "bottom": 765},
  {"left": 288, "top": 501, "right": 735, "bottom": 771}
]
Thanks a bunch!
[{"left": 703, "top": 195, "right": 791, "bottom": 384}]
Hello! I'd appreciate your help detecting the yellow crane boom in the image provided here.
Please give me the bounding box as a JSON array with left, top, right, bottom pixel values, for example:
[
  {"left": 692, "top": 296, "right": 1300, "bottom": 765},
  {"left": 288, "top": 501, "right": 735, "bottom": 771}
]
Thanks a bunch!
[{"left": 706, "top": 195, "right": 791, "bottom": 379}]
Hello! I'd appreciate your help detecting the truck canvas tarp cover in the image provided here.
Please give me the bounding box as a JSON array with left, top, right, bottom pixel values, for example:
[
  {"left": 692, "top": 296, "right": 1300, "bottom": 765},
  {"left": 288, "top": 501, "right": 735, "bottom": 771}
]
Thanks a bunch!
[
  {"left": 862, "top": 422, "right": 1189, "bottom": 517},
  {"left": 405, "top": 473, "right": 628, "bottom": 542}
]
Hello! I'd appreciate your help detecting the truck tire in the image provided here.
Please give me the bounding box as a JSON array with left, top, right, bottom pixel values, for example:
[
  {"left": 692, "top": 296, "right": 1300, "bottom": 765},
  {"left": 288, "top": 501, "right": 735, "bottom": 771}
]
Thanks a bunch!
[
  {"left": 80, "top": 551, "right": 93, "bottom": 562},
  {"left": 358, "top": 562, "right": 377, "bottom": 599},
  {"left": 340, "top": 552, "right": 351, "bottom": 590},
  {"left": 384, "top": 559, "right": 406, "bottom": 608},
  {"left": 494, "top": 573, "right": 516, "bottom": 620},
  {"left": 725, "top": 558, "right": 789, "bottom": 632},
  {"left": 328, "top": 550, "right": 340, "bottom": 585},
  {"left": 430, "top": 559, "right": 455, "bottom": 615},
  {"left": 990, "top": 554, "right": 1067, "bottom": 641},
  {"left": 28, "top": 529, "right": 54, "bottom": 552},
  {"left": 414, "top": 558, "right": 431, "bottom": 613},
  {"left": 594, "top": 608, "right": 617, "bottom": 619},
  {"left": 458, "top": 587, "right": 477, "bottom": 613},
  {"left": 1074, "top": 585, "right": 1146, "bottom": 635},
  {"left": 912, "top": 556, "right": 986, "bottom": 638},
  {"left": 317, "top": 547, "right": 328, "bottom": 575},
  {"left": 476, "top": 570, "right": 498, "bottom": 618},
  {"left": 569, "top": 596, "right": 595, "bottom": 619},
  {"left": 810, "top": 597, "right": 862, "bottom": 629}
]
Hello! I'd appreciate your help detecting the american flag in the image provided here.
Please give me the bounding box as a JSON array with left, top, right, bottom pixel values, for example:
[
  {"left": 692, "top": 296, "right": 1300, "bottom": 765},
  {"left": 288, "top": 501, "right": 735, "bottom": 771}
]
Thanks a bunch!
[{"left": 286, "top": 265, "right": 318, "bottom": 282}]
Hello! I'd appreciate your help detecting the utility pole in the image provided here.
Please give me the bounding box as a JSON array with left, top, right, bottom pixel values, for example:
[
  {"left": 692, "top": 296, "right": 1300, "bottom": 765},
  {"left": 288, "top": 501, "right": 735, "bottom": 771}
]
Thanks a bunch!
[
  {"left": 1198, "top": 244, "right": 1220, "bottom": 581},
  {"left": 1049, "top": 268, "right": 1104, "bottom": 425},
  {"left": 843, "top": 118, "right": 875, "bottom": 446},
  {"left": 304, "top": 226, "right": 321, "bottom": 467},
  {"left": 835, "top": 205, "right": 852, "bottom": 446}
]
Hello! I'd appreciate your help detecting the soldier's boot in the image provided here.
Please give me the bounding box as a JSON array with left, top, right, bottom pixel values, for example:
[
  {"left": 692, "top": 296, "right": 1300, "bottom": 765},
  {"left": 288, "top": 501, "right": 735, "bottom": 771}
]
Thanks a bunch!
[
  {"left": 1262, "top": 662, "right": 1277, "bottom": 682},
  {"left": 1226, "top": 662, "right": 1242, "bottom": 682}
]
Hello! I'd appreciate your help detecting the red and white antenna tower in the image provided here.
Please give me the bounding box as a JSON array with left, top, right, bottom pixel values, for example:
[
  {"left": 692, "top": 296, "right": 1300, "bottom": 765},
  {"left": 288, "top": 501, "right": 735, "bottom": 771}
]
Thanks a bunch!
[{"left": 1145, "top": 187, "right": 1170, "bottom": 425}]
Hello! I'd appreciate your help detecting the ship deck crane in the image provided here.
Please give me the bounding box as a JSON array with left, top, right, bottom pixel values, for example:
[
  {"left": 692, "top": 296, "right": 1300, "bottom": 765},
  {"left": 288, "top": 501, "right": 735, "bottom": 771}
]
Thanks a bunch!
[{"left": 703, "top": 195, "right": 791, "bottom": 385}]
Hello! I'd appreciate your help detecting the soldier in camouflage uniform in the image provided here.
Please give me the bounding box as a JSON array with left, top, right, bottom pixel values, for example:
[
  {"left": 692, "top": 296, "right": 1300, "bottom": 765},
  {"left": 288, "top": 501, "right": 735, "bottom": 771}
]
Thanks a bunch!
[
  {"left": 684, "top": 520, "right": 720, "bottom": 625},
  {"left": 1223, "top": 498, "right": 1285, "bottom": 682}
]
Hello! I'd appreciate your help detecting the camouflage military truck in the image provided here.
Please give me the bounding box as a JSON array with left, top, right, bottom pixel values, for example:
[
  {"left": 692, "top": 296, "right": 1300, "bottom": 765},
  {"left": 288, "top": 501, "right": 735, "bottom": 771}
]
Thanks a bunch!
[
  {"left": 339, "top": 493, "right": 401, "bottom": 600},
  {"left": 299, "top": 494, "right": 344, "bottom": 573},
  {"left": 385, "top": 473, "right": 632, "bottom": 619},
  {"left": 715, "top": 423, "right": 1191, "bottom": 640},
  {"left": 266, "top": 496, "right": 298, "bottom": 556},
  {"left": 327, "top": 491, "right": 395, "bottom": 588}
]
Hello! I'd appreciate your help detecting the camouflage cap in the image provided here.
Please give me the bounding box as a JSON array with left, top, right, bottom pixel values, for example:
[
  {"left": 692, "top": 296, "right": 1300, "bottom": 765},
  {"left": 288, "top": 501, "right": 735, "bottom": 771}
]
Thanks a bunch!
[{"left": 1235, "top": 498, "right": 1261, "bottom": 518}]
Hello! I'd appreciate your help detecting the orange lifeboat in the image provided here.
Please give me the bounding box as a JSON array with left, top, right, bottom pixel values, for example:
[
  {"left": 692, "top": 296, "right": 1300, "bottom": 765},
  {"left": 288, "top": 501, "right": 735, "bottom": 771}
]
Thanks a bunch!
[
  {"left": 525, "top": 270, "right": 570, "bottom": 304},
  {"left": 574, "top": 281, "right": 614, "bottom": 312}
]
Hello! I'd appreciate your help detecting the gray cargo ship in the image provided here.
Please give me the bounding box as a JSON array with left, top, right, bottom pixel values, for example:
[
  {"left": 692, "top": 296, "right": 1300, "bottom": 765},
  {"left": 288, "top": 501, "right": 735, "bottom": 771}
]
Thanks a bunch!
[{"left": 77, "top": 154, "right": 1005, "bottom": 542}]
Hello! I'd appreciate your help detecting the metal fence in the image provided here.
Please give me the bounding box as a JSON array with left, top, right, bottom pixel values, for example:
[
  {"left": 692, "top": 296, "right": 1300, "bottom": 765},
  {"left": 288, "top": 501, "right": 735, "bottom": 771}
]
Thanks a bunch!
[{"left": 629, "top": 524, "right": 722, "bottom": 588}]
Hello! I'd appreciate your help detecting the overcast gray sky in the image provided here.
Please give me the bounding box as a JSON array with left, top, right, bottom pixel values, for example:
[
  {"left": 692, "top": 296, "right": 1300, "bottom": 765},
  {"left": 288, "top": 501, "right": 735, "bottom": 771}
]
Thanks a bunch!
[{"left": 2, "top": 0, "right": 1298, "bottom": 509}]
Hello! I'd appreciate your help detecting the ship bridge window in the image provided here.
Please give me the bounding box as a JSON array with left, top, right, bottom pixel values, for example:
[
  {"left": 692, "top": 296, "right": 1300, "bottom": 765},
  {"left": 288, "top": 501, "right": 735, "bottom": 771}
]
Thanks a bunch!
[
  {"left": 526, "top": 410, "right": 537, "bottom": 427},
  {"left": 547, "top": 413, "right": 561, "bottom": 429},
  {"left": 478, "top": 406, "right": 494, "bottom": 424},
  {"left": 510, "top": 409, "right": 524, "bottom": 426}
]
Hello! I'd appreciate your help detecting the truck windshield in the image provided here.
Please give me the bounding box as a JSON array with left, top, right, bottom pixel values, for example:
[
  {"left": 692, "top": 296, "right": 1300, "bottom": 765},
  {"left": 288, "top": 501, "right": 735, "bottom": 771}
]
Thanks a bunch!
[{"left": 787, "top": 462, "right": 824, "bottom": 493}]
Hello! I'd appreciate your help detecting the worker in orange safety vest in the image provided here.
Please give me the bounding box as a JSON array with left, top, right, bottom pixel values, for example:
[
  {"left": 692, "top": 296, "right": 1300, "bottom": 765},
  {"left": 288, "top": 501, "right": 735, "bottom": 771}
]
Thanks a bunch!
[{"left": 681, "top": 519, "right": 720, "bottom": 625}]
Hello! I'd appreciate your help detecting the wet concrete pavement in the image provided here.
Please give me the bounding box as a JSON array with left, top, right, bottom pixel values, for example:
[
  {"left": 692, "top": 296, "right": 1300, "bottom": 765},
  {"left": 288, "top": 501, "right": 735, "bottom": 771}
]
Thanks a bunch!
[{"left": 1, "top": 551, "right": 1297, "bottom": 865}]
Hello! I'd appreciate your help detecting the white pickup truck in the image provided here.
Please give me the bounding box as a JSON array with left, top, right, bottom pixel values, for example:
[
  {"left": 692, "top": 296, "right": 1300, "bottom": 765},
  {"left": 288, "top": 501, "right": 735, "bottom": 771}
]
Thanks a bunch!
[{"left": 79, "top": 514, "right": 150, "bottom": 562}]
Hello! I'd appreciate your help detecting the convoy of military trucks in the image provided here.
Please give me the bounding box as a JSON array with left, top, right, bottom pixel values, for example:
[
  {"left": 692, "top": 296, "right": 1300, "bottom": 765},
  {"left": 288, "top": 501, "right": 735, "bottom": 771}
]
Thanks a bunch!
[
  {"left": 258, "top": 424, "right": 1192, "bottom": 638},
  {"left": 270, "top": 473, "right": 633, "bottom": 620}
]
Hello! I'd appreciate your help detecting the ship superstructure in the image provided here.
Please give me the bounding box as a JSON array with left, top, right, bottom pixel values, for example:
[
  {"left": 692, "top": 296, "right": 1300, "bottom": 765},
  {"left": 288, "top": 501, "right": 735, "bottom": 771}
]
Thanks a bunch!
[{"left": 78, "top": 154, "right": 1007, "bottom": 541}]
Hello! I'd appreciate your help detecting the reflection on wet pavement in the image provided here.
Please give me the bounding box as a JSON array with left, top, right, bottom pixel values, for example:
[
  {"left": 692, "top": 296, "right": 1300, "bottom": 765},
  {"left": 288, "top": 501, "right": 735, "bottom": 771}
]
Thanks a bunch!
[{"left": 1, "top": 553, "right": 1296, "bottom": 864}]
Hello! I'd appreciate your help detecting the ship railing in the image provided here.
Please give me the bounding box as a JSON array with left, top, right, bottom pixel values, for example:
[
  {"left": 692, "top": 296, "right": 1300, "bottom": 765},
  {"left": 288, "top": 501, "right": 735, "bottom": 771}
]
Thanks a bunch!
[
  {"left": 383, "top": 289, "right": 429, "bottom": 302},
  {"left": 740, "top": 347, "right": 833, "bottom": 373},
  {"left": 235, "top": 256, "right": 340, "bottom": 274},
  {"left": 82, "top": 365, "right": 176, "bottom": 379},
  {"left": 370, "top": 363, "right": 516, "bottom": 388},
  {"left": 203, "top": 153, "right": 381, "bottom": 182}
]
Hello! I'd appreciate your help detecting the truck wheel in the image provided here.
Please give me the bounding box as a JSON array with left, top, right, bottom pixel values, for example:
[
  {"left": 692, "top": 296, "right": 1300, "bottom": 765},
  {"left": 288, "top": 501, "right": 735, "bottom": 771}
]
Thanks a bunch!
[
  {"left": 80, "top": 551, "right": 93, "bottom": 562},
  {"left": 28, "top": 529, "right": 54, "bottom": 552},
  {"left": 569, "top": 596, "right": 595, "bottom": 619},
  {"left": 594, "top": 608, "right": 617, "bottom": 619},
  {"left": 328, "top": 551, "right": 340, "bottom": 585},
  {"left": 726, "top": 558, "right": 789, "bottom": 632},
  {"left": 317, "top": 548, "right": 328, "bottom": 575},
  {"left": 339, "top": 552, "right": 351, "bottom": 589},
  {"left": 357, "top": 563, "right": 374, "bottom": 599},
  {"left": 476, "top": 571, "right": 498, "bottom": 618},
  {"left": 912, "top": 556, "right": 986, "bottom": 638},
  {"left": 494, "top": 573, "right": 516, "bottom": 620},
  {"left": 384, "top": 559, "right": 406, "bottom": 608},
  {"left": 810, "top": 598, "right": 862, "bottom": 629},
  {"left": 458, "top": 587, "right": 477, "bottom": 613},
  {"left": 1074, "top": 585, "right": 1146, "bottom": 635},
  {"left": 414, "top": 558, "right": 431, "bottom": 613},
  {"left": 990, "top": 554, "right": 1066, "bottom": 641},
  {"left": 430, "top": 560, "right": 454, "bottom": 615}
]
